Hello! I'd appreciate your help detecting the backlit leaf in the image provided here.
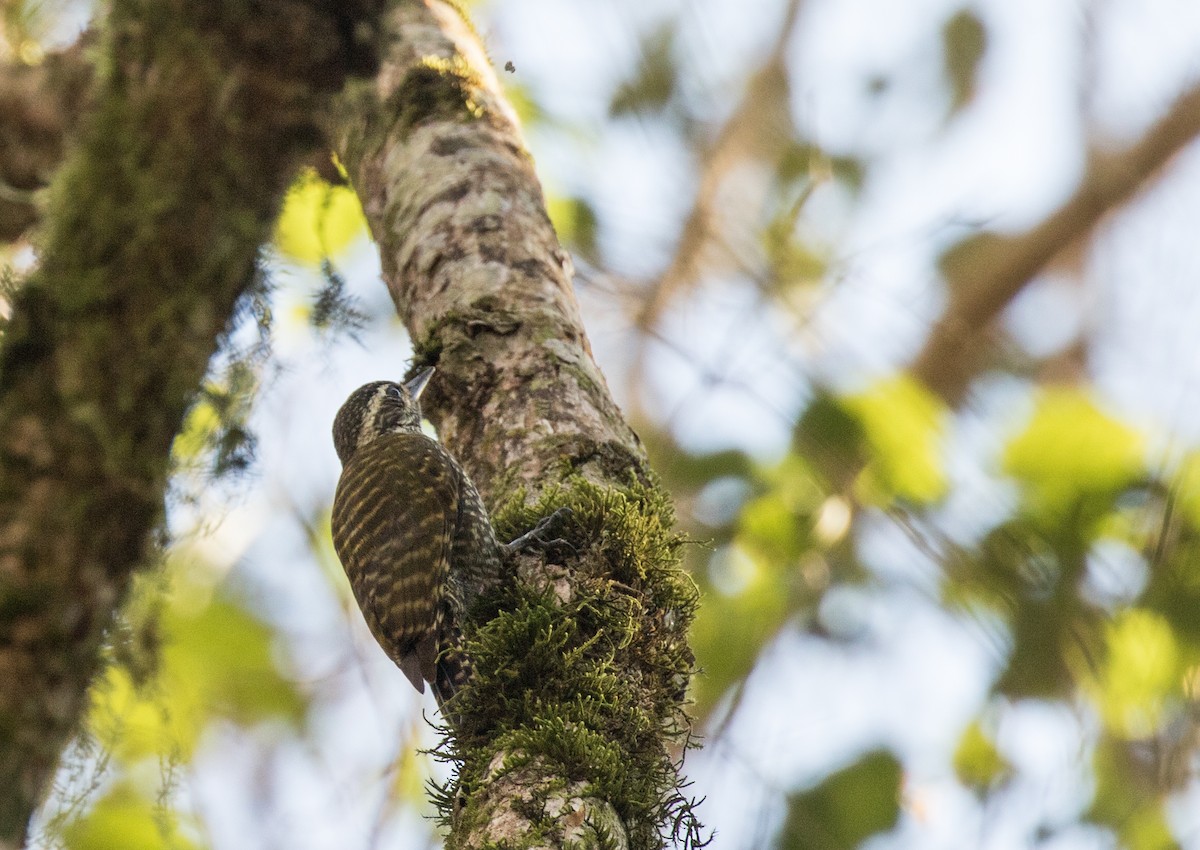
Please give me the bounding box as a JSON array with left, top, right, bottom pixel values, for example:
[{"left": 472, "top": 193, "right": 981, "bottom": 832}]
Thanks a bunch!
[
  {"left": 62, "top": 783, "right": 198, "bottom": 850},
  {"left": 778, "top": 750, "right": 902, "bottom": 850},
  {"left": 953, "top": 720, "right": 1011, "bottom": 792},
  {"left": 1089, "top": 608, "right": 1180, "bottom": 739},
  {"left": 844, "top": 375, "right": 948, "bottom": 503},
  {"left": 1003, "top": 388, "right": 1144, "bottom": 517},
  {"left": 274, "top": 169, "right": 367, "bottom": 264},
  {"left": 88, "top": 589, "right": 305, "bottom": 762}
]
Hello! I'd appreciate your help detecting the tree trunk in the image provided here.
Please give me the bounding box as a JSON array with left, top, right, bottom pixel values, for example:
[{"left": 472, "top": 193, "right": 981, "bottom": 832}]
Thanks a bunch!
[
  {"left": 0, "top": 1, "right": 385, "bottom": 845},
  {"left": 330, "top": 2, "right": 701, "bottom": 848}
]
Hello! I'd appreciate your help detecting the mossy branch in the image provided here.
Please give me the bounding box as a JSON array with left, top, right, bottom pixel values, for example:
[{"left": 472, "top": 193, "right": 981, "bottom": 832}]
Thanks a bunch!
[
  {"left": 441, "top": 482, "right": 701, "bottom": 850},
  {"left": 331, "top": 2, "right": 704, "bottom": 846},
  {"left": 0, "top": 0, "right": 386, "bottom": 844}
]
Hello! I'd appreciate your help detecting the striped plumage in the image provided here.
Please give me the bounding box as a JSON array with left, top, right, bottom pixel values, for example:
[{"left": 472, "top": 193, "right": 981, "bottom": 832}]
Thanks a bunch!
[{"left": 331, "top": 370, "right": 502, "bottom": 706}]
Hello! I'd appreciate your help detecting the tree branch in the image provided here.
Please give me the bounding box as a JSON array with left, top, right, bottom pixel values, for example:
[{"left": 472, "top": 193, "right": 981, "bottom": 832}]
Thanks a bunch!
[
  {"left": 0, "top": 1, "right": 385, "bottom": 844},
  {"left": 635, "top": 0, "right": 805, "bottom": 332},
  {"left": 0, "top": 41, "right": 91, "bottom": 242},
  {"left": 911, "top": 79, "right": 1200, "bottom": 402},
  {"left": 334, "top": 2, "right": 646, "bottom": 503},
  {"left": 331, "top": 2, "right": 699, "bottom": 847}
]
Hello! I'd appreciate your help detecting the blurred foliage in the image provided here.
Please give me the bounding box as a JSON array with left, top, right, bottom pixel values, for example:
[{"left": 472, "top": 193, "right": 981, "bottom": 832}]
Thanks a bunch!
[
  {"left": 1091, "top": 609, "right": 1181, "bottom": 739},
  {"left": 2, "top": 0, "right": 68, "bottom": 62},
  {"left": 777, "top": 751, "right": 901, "bottom": 849},
  {"left": 172, "top": 359, "right": 260, "bottom": 479},
  {"left": 310, "top": 259, "right": 368, "bottom": 338},
  {"left": 42, "top": 557, "right": 309, "bottom": 849},
  {"left": 609, "top": 24, "right": 678, "bottom": 117},
  {"left": 547, "top": 194, "right": 600, "bottom": 263},
  {"left": 61, "top": 783, "right": 199, "bottom": 850},
  {"left": 657, "top": 366, "right": 1200, "bottom": 846},
  {"left": 89, "top": 591, "right": 305, "bottom": 761},
  {"left": 273, "top": 168, "right": 367, "bottom": 265},
  {"left": 844, "top": 376, "right": 948, "bottom": 504},
  {"left": 1088, "top": 736, "right": 1176, "bottom": 850},
  {"left": 953, "top": 720, "right": 1011, "bottom": 793},
  {"left": 941, "top": 9, "right": 987, "bottom": 114},
  {"left": 1004, "top": 387, "right": 1146, "bottom": 522}
]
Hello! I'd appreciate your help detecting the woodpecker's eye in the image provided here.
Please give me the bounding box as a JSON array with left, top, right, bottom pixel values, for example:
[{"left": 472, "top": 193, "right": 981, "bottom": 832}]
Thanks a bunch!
[{"left": 386, "top": 385, "right": 404, "bottom": 400}]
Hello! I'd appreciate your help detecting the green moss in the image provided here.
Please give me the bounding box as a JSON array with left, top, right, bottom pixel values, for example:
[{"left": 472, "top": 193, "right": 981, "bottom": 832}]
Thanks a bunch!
[
  {"left": 438, "top": 479, "right": 703, "bottom": 849},
  {"left": 390, "top": 55, "right": 486, "bottom": 140},
  {"left": 0, "top": 1, "right": 389, "bottom": 842}
]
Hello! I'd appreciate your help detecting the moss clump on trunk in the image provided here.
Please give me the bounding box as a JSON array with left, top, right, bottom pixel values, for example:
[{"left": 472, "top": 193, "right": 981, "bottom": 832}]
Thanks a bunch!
[{"left": 436, "top": 480, "right": 704, "bottom": 850}]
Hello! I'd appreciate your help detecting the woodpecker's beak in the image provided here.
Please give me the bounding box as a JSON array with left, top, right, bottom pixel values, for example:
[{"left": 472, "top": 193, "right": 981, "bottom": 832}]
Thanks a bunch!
[{"left": 404, "top": 367, "right": 435, "bottom": 400}]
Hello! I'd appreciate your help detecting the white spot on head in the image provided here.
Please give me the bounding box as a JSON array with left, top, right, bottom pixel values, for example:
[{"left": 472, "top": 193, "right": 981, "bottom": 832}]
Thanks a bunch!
[{"left": 357, "top": 384, "right": 390, "bottom": 450}]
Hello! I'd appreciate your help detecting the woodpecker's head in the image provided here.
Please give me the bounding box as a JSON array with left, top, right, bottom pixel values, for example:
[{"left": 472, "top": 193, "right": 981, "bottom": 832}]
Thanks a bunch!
[{"left": 332, "top": 367, "right": 434, "bottom": 464}]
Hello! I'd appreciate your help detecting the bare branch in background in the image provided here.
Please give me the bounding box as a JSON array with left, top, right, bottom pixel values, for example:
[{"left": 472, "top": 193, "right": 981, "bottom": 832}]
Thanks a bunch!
[
  {"left": 912, "top": 79, "right": 1200, "bottom": 402},
  {"left": 635, "top": 0, "right": 806, "bottom": 331}
]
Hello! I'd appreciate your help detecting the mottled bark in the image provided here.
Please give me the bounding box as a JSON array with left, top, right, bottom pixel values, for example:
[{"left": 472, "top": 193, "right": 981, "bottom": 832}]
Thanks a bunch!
[
  {"left": 334, "top": 1, "right": 645, "bottom": 506},
  {"left": 0, "top": 1, "right": 385, "bottom": 845},
  {"left": 331, "top": 3, "right": 697, "bottom": 848}
]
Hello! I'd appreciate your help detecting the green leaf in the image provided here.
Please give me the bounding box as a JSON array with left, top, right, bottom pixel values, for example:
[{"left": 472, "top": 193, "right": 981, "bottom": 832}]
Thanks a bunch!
[
  {"left": 1003, "top": 388, "right": 1145, "bottom": 518},
  {"left": 794, "top": 392, "right": 868, "bottom": 488},
  {"left": 62, "top": 783, "right": 198, "bottom": 850},
  {"left": 171, "top": 399, "right": 221, "bottom": 463},
  {"left": 1088, "top": 738, "right": 1176, "bottom": 850},
  {"left": 1088, "top": 608, "right": 1181, "bottom": 739},
  {"left": 942, "top": 9, "right": 987, "bottom": 113},
  {"left": 88, "top": 588, "right": 305, "bottom": 761},
  {"left": 1168, "top": 454, "right": 1200, "bottom": 531},
  {"left": 546, "top": 194, "right": 599, "bottom": 261},
  {"left": 690, "top": 543, "right": 791, "bottom": 715},
  {"left": 389, "top": 736, "right": 436, "bottom": 812},
  {"left": 164, "top": 596, "right": 306, "bottom": 729},
  {"left": 997, "top": 595, "right": 1088, "bottom": 699},
  {"left": 763, "top": 220, "right": 827, "bottom": 293},
  {"left": 953, "top": 720, "right": 1011, "bottom": 792},
  {"left": 778, "top": 750, "right": 902, "bottom": 850},
  {"left": 609, "top": 25, "right": 678, "bottom": 116},
  {"left": 843, "top": 375, "right": 948, "bottom": 504},
  {"left": 274, "top": 169, "right": 367, "bottom": 264}
]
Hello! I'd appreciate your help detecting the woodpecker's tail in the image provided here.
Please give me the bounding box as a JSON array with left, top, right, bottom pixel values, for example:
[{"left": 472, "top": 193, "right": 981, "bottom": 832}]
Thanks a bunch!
[{"left": 431, "top": 630, "right": 473, "bottom": 721}]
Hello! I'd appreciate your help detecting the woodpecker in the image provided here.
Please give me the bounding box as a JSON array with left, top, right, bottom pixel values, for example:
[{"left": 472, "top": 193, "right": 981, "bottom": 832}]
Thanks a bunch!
[{"left": 331, "top": 368, "right": 503, "bottom": 706}]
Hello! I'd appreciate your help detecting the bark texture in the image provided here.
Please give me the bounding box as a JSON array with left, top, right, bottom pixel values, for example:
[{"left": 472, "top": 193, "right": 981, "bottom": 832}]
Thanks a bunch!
[
  {"left": 332, "top": 3, "right": 699, "bottom": 848},
  {"left": 0, "top": 1, "right": 385, "bottom": 845},
  {"left": 335, "top": 1, "right": 645, "bottom": 505},
  {"left": 0, "top": 41, "right": 91, "bottom": 242}
]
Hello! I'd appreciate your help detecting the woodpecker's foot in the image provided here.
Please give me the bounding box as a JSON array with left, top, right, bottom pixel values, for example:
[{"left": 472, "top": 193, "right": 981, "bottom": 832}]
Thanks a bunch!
[{"left": 504, "top": 507, "right": 576, "bottom": 562}]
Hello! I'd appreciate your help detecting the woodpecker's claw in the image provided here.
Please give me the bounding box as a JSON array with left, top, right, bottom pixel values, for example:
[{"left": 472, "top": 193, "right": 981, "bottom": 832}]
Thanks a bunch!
[{"left": 505, "top": 506, "right": 576, "bottom": 562}]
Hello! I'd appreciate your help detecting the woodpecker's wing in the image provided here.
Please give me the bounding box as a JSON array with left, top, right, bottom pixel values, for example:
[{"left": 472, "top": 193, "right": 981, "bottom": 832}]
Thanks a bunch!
[{"left": 331, "top": 432, "right": 459, "bottom": 693}]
